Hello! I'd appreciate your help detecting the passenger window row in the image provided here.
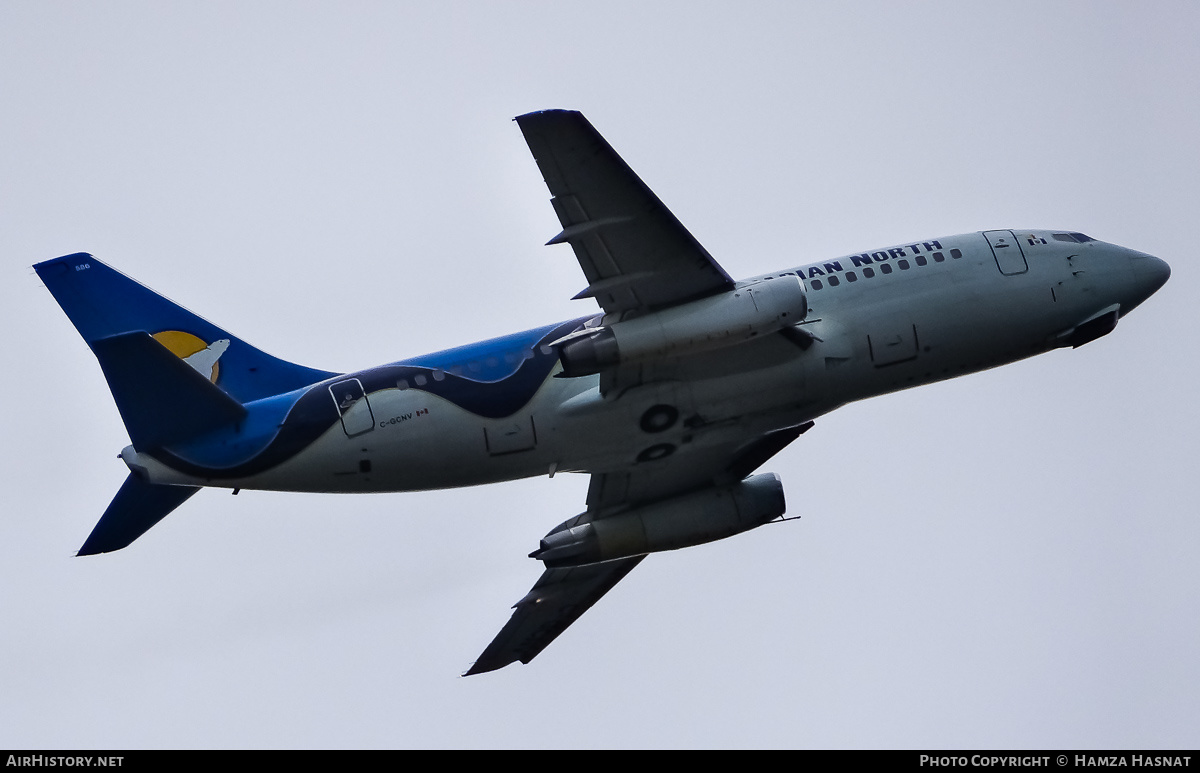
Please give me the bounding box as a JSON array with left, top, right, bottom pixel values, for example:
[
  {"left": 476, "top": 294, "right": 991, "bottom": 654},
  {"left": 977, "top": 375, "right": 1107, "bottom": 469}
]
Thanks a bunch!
[{"left": 808, "top": 248, "right": 963, "bottom": 291}]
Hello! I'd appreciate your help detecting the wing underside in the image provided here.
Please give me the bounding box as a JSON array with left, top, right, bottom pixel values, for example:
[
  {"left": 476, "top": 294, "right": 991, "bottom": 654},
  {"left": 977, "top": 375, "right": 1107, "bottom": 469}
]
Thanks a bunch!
[{"left": 464, "top": 556, "right": 644, "bottom": 675}]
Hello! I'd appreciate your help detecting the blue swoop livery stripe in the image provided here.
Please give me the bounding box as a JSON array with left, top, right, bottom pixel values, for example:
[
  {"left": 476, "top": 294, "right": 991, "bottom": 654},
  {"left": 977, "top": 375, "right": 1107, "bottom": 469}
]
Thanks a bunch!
[{"left": 154, "top": 318, "right": 590, "bottom": 479}]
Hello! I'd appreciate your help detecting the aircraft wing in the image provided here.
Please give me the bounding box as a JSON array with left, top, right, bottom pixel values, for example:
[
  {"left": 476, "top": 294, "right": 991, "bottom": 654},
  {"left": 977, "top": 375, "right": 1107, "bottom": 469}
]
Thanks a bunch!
[
  {"left": 464, "top": 554, "right": 644, "bottom": 676},
  {"left": 516, "top": 110, "right": 735, "bottom": 316},
  {"left": 464, "top": 424, "right": 810, "bottom": 675}
]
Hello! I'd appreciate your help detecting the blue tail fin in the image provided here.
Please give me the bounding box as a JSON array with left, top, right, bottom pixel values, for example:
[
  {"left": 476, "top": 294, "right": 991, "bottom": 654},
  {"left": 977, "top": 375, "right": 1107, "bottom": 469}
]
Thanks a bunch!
[
  {"left": 36, "top": 253, "right": 337, "bottom": 555},
  {"left": 35, "top": 254, "right": 335, "bottom": 407}
]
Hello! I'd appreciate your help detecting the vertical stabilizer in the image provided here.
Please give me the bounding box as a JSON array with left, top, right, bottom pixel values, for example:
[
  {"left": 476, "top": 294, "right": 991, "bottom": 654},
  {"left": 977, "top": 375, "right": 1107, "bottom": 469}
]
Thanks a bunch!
[
  {"left": 34, "top": 254, "right": 335, "bottom": 404},
  {"left": 35, "top": 253, "right": 337, "bottom": 554}
]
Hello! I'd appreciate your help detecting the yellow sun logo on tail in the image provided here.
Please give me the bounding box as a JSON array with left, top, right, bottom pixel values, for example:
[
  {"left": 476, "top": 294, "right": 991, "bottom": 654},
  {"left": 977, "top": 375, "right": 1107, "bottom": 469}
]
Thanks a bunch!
[{"left": 152, "top": 331, "right": 230, "bottom": 383}]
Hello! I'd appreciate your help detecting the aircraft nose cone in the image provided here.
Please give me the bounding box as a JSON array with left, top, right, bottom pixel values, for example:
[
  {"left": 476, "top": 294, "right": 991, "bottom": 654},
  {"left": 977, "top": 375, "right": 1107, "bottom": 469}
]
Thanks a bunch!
[
  {"left": 1137, "top": 254, "right": 1171, "bottom": 294},
  {"left": 1124, "top": 253, "right": 1170, "bottom": 313}
]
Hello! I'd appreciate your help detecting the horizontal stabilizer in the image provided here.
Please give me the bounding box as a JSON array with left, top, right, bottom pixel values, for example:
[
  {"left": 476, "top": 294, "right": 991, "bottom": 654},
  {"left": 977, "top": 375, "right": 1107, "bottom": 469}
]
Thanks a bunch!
[
  {"left": 78, "top": 474, "right": 199, "bottom": 556},
  {"left": 92, "top": 332, "right": 247, "bottom": 449}
]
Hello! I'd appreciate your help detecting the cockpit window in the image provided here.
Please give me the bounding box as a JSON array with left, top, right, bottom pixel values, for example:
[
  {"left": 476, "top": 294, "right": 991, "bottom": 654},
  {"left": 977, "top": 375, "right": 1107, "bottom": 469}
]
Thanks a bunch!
[{"left": 1052, "top": 232, "right": 1097, "bottom": 243}]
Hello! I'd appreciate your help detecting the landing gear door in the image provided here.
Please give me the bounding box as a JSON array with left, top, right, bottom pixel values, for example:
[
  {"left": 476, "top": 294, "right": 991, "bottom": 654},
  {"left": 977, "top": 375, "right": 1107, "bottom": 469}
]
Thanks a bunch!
[
  {"left": 868, "top": 320, "right": 919, "bottom": 367},
  {"left": 984, "top": 230, "right": 1028, "bottom": 275},
  {"left": 329, "top": 378, "right": 375, "bottom": 437}
]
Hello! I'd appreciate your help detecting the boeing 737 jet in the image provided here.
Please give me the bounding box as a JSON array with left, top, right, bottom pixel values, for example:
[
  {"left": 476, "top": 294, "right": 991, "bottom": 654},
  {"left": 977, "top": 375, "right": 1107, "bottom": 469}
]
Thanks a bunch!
[{"left": 35, "top": 110, "right": 1170, "bottom": 675}]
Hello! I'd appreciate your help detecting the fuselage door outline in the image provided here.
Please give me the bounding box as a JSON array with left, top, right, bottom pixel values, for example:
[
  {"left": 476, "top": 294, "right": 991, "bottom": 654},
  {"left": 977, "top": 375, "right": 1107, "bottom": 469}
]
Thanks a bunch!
[
  {"left": 984, "top": 229, "right": 1029, "bottom": 275},
  {"left": 329, "top": 378, "right": 375, "bottom": 437}
]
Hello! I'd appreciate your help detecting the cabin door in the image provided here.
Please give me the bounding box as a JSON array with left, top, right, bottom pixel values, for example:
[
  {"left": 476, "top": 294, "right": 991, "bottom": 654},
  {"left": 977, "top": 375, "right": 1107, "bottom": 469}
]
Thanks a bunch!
[{"left": 329, "top": 378, "right": 375, "bottom": 437}]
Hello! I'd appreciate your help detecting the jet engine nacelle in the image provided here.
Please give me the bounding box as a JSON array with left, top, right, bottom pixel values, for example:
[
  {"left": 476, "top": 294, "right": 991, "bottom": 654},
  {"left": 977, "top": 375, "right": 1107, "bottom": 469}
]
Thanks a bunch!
[
  {"left": 531, "top": 473, "right": 786, "bottom": 568},
  {"left": 558, "top": 276, "right": 807, "bottom": 377}
]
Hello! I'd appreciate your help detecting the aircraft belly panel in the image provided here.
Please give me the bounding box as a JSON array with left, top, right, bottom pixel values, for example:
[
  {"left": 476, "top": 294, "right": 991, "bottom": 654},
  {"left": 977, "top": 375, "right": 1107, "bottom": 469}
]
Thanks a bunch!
[
  {"left": 484, "top": 416, "right": 538, "bottom": 455},
  {"left": 867, "top": 321, "right": 919, "bottom": 366}
]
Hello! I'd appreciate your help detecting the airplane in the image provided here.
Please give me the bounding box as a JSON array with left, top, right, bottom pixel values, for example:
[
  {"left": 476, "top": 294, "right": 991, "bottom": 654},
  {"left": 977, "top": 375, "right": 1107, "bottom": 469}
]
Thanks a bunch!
[{"left": 34, "top": 110, "right": 1171, "bottom": 675}]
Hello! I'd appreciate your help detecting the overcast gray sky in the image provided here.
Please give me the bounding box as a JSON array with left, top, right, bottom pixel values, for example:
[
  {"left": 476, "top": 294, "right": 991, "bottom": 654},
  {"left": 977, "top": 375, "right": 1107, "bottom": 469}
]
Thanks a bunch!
[{"left": 3, "top": 1, "right": 1197, "bottom": 749}]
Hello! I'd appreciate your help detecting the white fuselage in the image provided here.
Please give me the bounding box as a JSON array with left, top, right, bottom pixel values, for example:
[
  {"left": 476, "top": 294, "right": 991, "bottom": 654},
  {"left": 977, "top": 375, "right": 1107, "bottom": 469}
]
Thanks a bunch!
[{"left": 130, "top": 229, "right": 1166, "bottom": 495}]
